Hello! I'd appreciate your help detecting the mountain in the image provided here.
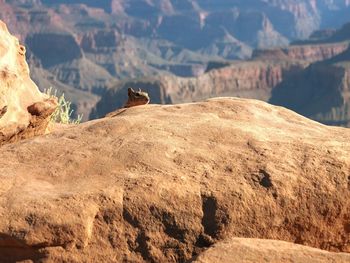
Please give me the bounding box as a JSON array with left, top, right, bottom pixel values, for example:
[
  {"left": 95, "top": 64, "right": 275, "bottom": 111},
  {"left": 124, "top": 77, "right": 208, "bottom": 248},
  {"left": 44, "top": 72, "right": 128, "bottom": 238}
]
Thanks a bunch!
[
  {"left": 270, "top": 47, "right": 350, "bottom": 126},
  {"left": 92, "top": 19, "right": 350, "bottom": 127},
  {"left": 90, "top": 61, "right": 308, "bottom": 118},
  {"left": 91, "top": 38, "right": 350, "bottom": 120},
  {"left": 1, "top": 0, "right": 350, "bottom": 119},
  {"left": 268, "top": 22, "right": 350, "bottom": 126}
]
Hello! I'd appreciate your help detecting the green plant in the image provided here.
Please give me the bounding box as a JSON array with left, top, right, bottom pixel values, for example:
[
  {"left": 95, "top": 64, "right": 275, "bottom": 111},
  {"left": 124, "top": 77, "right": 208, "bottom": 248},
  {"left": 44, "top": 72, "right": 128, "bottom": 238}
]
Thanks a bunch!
[{"left": 45, "top": 87, "right": 83, "bottom": 124}]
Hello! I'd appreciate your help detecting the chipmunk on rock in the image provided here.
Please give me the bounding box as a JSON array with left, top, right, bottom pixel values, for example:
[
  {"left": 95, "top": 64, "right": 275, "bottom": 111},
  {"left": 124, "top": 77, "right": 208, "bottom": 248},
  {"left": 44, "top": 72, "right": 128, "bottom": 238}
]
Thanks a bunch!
[{"left": 124, "top": 88, "right": 150, "bottom": 108}]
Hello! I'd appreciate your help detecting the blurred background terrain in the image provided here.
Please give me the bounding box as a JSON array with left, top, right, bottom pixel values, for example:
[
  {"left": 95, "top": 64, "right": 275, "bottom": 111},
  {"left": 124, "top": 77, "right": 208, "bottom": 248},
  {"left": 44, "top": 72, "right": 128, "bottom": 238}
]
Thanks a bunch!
[{"left": 1, "top": 0, "right": 350, "bottom": 125}]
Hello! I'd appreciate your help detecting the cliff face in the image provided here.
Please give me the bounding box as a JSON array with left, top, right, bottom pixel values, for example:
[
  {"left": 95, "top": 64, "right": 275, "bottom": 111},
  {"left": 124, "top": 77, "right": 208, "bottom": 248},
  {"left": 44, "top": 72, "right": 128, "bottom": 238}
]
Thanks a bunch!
[
  {"left": 264, "top": 19, "right": 350, "bottom": 127},
  {"left": 0, "top": 6, "right": 112, "bottom": 118},
  {"left": 270, "top": 46, "right": 350, "bottom": 127},
  {"left": 90, "top": 61, "right": 309, "bottom": 119},
  {"left": 1, "top": 98, "right": 350, "bottom": 262},
  {"left": 38, "top": 0, "right": 350, "bottom": 39},
  {"left": 252, "top": 42, "right": 349, "bottom": 62},
  {"left": 92, "top": 39, "right": 350, "bottom": 120},
  {"left": 93, "top": 39, "right": 350, "bottom": 119},
  {"left": 78, "top": 30, "right": 120, "bottom": 52},
  {"left": 26, "top": 32, "right": 83, "bottom": 68},
  {"left": 2, "top": 1, "right": 350, "bottom": 122},
  {"left": 2, "top": 0, "right": 350, "bottom": 82},
  {"left": 92, "top": 15, "right": 350, "bottom": 125},
  {"left": 165, "top": 61, "right": 306, "bottom": 103}
]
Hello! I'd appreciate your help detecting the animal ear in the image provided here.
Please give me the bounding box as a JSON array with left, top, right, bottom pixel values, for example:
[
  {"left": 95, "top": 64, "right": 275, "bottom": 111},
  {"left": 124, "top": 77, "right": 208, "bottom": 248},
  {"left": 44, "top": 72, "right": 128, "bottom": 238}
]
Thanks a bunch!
[
  {"left": 128, "top": 88, "right": 134, "bottom": 95},
  {"left": 138, "top": 88, "right": 142, "bottom": 92}
]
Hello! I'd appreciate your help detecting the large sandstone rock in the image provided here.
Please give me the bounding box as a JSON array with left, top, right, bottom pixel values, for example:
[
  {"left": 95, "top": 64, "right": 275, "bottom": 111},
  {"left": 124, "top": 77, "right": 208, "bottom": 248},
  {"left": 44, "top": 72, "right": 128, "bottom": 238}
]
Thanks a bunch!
[
  {"left": 0, "top": 98, "right": 349, "bottom": 262},
  {"left": 194, "top": 238, "right": 350, "bottom": 263},
  {"left": 0, "top": 20, "right": 57, "bottom": 146}
]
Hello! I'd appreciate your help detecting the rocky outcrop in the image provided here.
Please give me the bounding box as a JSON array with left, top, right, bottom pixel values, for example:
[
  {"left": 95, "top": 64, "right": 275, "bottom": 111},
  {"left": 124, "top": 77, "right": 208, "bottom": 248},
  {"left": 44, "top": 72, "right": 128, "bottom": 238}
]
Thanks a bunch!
[
  {"left": 1, "top": 98, "right": 349, "bottom": 262},
  {"left": 3, "top": 0, "right": 350, "bottom": 82},
  {"left": 42, "top": 0, "right": 115, "bottom": 13},
  {"left": 91, "top": 18, "right": 350, "bottom": 122},
  {"left": 90, "top": 60, "right": 308, "bottom": 119},
  {"left": 2, "top": 1, "right": 350, "bottom": 122},
  {"left": 253, "top": 42, "right": 349, "bottom": 62},
  {"left": 156, "top": 6, "right": 289, "bottom": 50},
  {"left": 0, "top": 20, "right": 57, "bottom": 146},
  {"left": 270, "top": 46, "right": 350, "bottom": 127},
  {"left": 48, "top": 57, "right": 115, "bottom": 93},
  {"left": 78, "top": 30, "right": 121, "bottom": 52},
  {"left": 194, "top": 238, "right": 350, "bottom": 263},
  {"left": 164, "top": 61, "right": 307, "bottom": 103},
  {"left": 26, "top": 32, "right": 83, "bottom": 68},
  {"left": 328, "top": 22, "right": 350, "bottom": 42},
  {"left": 92, "top": 21, "right": 350, "bottom": 123}
]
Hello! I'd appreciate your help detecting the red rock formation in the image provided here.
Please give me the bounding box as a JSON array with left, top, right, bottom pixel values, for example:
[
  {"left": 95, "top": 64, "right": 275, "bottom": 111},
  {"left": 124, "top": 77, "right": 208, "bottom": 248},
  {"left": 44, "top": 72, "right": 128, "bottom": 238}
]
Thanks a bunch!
[
  {"left": 165, "top": 62, "right": 289, "bottom": 103},
  {"left": 270, "top": 46, "right": 350, "bottom": 127},
  {"left": 26, "top": 32, "right": 83, "bottom": 67},
  {"left": 78, "top": 30, "right": 121, "bottom": 52},
  {"left": 194, "top": 238, "right": 350, "bottom": 263},
  {"left": 252, "top": 42, "right": 349, "bottom": 62},
  {"left": 285, "top": 43, "right": 349, "bottom": 61},
  {"left": 91, "top": 60, "right": 308, "bottom": 119},
  {"left": 2, "top": 0, "right": 350, "bottom": 123},
  {"left": 1, "top": 98, "right": 350, "bottom": 261},
  {"left": 0, "top": 20, "right": 57, "bottom": 146}
]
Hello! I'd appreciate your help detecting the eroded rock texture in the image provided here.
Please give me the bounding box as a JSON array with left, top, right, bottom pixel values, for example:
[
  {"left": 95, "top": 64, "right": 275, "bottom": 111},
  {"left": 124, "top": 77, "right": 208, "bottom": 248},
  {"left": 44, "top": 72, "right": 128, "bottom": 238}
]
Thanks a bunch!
[
  {"left": 194, "top": 238, "right": 350, "bottom": 263},
  {"left": 0, "top": 20, "right": 57, "bottom": 146},
  {"left": 0, "top": 98, "right": 349, "bottom": 262}
]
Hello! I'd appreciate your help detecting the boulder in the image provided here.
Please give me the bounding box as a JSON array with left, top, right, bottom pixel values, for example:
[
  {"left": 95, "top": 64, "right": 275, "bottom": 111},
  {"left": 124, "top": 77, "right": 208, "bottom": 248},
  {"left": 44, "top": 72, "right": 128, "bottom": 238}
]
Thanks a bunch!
[
  {"left": 0, "top": 97, "right": 349, "bottom": 262},
  {"left": 0, "top": 20, "right": 57, "bottom": 146},
  {"left": 194, "top": 238, "right": 350, "bottom": 263}
]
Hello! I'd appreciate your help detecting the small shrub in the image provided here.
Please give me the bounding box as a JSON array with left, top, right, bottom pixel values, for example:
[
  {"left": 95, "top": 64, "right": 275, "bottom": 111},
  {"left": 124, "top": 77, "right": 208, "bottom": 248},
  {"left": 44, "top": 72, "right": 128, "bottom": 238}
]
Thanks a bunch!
[{"left": 45, "top": 87, "right": 83, "bottom": 124}]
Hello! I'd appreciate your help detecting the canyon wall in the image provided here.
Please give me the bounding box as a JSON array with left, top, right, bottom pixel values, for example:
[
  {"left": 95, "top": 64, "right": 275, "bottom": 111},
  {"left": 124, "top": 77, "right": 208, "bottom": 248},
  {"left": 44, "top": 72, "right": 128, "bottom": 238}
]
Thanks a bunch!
[
  {"left": 1, "top": 1, "right": 350, "bottom": 125},
  {"left": 270, "top": 47, "right": 350, "bottom": 127},
  {"left": 92, "top": 38, "right": 350, "bottom": 120}
]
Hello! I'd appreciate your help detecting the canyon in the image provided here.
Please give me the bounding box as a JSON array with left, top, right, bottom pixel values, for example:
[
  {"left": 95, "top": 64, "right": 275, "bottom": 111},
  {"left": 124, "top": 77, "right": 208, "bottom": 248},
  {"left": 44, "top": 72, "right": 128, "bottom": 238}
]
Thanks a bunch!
[
  {"left": 92, "top": 39, "right": 350, "bottom": 123},
  {"left": 0, "top": 17, "right": 350, "bottom": 263},
  {"left": 1, "top": 0, "right": 350, "bottom": 123}
]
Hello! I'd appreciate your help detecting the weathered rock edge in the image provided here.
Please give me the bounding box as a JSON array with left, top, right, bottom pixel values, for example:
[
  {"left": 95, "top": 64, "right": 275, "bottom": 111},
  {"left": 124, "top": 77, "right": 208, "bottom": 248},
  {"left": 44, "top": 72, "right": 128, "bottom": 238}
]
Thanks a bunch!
[
  {"left": 194, "top": 238, "right": 350, "bottom": 263},
  {"left": 0, "top": 20, "right": 57, "bottom": 147},
  {"left": 0, "top": 98, "right": 349, "bottom": 262}
]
